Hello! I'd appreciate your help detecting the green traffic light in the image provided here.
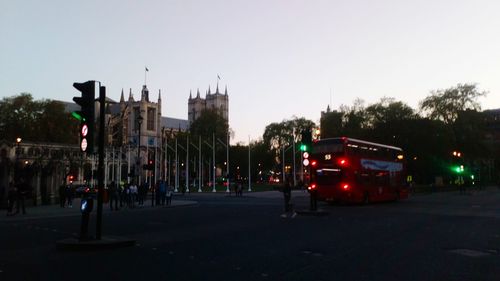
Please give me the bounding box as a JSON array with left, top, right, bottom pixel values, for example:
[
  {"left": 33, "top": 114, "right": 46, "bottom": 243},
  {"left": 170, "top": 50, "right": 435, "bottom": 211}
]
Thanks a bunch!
[
  {"left": 71, "top": 111, "right": 84, "bottom": 121},
  {"left": 300, "top": 144, "right": 308, "bottom": 151},
  {"left": 452, "top": 165, "right": 464, "bottom": 173}
]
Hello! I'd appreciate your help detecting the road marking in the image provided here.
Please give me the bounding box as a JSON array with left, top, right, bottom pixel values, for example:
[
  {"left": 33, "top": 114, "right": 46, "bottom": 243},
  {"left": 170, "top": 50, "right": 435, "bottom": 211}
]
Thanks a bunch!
[{"left": 448, "top": 248, "right": 491, "bottom": 257}]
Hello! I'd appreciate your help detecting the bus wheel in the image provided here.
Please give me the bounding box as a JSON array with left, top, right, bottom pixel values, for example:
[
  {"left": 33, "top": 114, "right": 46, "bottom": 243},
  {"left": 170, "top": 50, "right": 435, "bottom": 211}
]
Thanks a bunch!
[{"left": 363, "top": 192, "right": 370, "bottom": 204}]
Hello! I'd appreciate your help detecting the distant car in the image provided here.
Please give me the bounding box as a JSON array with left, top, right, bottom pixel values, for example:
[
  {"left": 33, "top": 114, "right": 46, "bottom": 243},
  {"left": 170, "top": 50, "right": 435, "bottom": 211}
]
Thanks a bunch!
[
  {"left": 268, "top": 176, "right": 280, "bottom": 184},
  {"left": 74, "top": 185, "right": 96, "bottom": 197}
]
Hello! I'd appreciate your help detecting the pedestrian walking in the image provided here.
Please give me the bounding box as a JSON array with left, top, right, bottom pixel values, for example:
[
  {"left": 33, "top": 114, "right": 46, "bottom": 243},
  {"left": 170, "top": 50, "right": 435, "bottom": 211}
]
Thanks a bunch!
[
  {"left": 123, "top": 183, "right": 131, "bottom": 208},
  {"left": 118, "top": 181, "right": 124, "bottom": 207},
  {"left": 130, "top": 182, "right": 138, "bottom": 208},
  {"left": 138, "top": 182, "right": 146, "bottom": 206},
  {"left": 159, "top": 180, "right": 166, "bottom": 205},
  {"left": 66, "top": 184, "right": 74, "bottom": 208},
  {"left": 166, "top": 185, "right": 173, "bottom": 206},
  {"left": 0, "top": 182, "right": 5, "bottom": 208},
  {"left": 109, "top": 181, "right": 119, "bottom": 211},
  {"left": 16, "top": 179, "right": 28, "bottom": 215},
  {"left": 237, "top": 181, "right": 243, "bottom": 197},
  {"left": 58, "top": 182, "right": 66, "bottom": 208},
  {"left": 6, "top": 182, "right": 17, "bottom": 216},
  {"left": 281, "top": 177, "right": 296, "bottom": 218}
]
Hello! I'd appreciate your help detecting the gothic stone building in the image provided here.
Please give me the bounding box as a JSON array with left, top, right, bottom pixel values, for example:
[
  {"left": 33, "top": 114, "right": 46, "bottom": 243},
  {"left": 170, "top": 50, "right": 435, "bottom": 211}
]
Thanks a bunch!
[{"left": 188, "top": 84, "right": 229, "bottom": 123}]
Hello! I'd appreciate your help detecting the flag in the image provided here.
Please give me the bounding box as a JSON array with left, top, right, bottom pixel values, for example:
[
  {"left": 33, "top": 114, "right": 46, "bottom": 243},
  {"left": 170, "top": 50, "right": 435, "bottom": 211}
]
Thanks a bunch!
[
  {"left": 217, "top": 74, "right": 220, "bottom": 80},
  {"left": 145, "top": 67, "right": 149, "bottom": 72}
]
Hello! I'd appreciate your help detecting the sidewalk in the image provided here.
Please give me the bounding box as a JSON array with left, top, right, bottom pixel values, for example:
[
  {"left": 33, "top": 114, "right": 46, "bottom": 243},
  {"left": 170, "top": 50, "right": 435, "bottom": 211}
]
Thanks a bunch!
[{"left": 0, "top": 197, "right": 197, "bottom": 222}]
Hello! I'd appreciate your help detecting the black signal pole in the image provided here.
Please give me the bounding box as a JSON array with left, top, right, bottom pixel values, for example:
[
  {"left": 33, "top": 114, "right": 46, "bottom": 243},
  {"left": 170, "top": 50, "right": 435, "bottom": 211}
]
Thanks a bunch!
[{"left": 96, "top": 85, "right": 106, "bottom": 240}]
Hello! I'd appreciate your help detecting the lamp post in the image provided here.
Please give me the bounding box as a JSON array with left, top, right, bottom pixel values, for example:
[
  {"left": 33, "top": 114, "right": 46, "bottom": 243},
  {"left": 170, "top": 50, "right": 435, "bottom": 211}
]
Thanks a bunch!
[
  {"left": 15, "top": 137, "right": 22, "bottom": 181},
  {"left": 136, "top": 115, "right": 143, "bottom": 186}
]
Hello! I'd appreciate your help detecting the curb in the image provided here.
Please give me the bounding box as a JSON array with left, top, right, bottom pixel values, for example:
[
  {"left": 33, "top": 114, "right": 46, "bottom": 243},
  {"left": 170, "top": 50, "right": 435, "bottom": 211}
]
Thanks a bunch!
[
  {"left": 295, "top": 209, "right": 330, "bottom": 216},
  {"left": 56, "top": 235, "right": 136, "bottom": 251}
]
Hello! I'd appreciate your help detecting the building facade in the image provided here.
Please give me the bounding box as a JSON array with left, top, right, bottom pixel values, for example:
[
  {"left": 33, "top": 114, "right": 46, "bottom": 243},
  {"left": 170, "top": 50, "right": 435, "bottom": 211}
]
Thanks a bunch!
[
  {"left": 0, "top": 82, "right": 230, "bottom": 207},
  {"left": 188, "top": 84, "right": 229, "bottom": 123}
]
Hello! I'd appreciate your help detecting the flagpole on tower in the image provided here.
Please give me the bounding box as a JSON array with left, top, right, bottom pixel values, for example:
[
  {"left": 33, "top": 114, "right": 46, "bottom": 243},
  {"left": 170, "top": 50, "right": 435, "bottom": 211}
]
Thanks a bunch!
[{"left": 145, "top": 66, "right": 149, "bottom": 85}]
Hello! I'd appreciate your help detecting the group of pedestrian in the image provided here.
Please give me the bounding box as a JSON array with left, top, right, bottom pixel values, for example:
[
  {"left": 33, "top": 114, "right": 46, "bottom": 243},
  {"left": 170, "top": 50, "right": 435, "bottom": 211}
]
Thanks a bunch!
[
  {"left": 6, "top": 179, "right": 30, "bottom": 216},
  {"left": 155, "top": 180, "right": 173, "bottom": 206},
  {"left": 108, "top": 179, "right": 173, "bottom": 210}
]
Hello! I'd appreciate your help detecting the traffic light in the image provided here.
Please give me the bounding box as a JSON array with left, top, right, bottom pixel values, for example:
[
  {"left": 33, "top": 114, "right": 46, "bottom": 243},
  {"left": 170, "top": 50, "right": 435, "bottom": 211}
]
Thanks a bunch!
[
  {"left": 143, "top": 159, "right": 154, "bottom": 170},
  {"left": 300, "top": 129, "right": 312, "bottom": 152},
  {"left": 451, "top": 164, "right": 464, "bottom": 174},
  {"left": 73, "top": 81, "right": 95, "bottom": 154}
]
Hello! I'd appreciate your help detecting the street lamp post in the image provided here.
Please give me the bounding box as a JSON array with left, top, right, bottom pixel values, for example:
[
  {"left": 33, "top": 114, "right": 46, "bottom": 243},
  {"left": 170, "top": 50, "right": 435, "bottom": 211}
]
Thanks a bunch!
[
  {"left": 15, "top": 137, "right": 22, "bottom": 182},
  {"left": 136, "top": 115, "right": 143, "bottom": 186}
]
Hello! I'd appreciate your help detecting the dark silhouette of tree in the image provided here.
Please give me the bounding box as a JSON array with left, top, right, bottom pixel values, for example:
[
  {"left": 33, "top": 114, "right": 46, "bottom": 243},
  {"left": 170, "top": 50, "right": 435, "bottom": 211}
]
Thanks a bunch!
[
  {"left": 0, "top": 93, "right": 77, "bottom": 144},
  {"left": 189, "top": 109, "right": 229, "bottom": 140},
  {"left": 420, "top": 83, "right": 487, "bottom": 124}
]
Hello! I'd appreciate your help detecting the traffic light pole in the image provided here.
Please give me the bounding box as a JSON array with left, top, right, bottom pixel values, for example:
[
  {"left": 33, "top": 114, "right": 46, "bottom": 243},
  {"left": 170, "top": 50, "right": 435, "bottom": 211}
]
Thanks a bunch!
[{"left": 96, "top": 85, "right": 106, "bottom": 240}]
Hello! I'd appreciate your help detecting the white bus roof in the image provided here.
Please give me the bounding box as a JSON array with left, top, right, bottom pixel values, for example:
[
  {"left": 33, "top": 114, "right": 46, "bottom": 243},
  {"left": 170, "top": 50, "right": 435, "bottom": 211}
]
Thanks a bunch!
[{"left": 316, "top": 137, "right": 403, "bottom": 152}]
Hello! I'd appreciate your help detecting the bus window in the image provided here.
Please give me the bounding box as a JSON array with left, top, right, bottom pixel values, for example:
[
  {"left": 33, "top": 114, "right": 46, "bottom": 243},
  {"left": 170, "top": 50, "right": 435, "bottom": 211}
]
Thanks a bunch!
[{"left": 316, "top": 169, "right": 342, "bottom": 185}]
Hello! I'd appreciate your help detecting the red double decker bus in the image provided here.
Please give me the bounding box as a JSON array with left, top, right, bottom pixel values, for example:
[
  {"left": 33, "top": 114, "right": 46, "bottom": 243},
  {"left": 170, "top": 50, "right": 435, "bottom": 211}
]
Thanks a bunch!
[{"left": 308, "top": 137, "right": 408, "bottom": 203}]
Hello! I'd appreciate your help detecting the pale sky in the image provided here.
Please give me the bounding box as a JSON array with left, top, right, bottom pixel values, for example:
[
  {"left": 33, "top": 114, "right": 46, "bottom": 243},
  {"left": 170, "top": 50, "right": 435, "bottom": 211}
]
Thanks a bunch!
[{"left": 1, "top": 0, "right": 499, "bottom": 144}]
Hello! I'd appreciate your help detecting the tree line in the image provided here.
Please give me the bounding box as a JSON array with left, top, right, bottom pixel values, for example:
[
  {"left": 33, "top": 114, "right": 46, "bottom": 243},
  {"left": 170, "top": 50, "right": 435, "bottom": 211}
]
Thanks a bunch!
[{"left": 2, "top": 83, "right": 497, "bottom": 185}]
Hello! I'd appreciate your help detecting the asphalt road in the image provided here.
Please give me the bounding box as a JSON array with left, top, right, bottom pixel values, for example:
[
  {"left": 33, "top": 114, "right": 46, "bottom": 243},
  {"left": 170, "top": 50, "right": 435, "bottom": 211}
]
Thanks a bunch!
[{"left": 1, "top": 188, "right": 499, "bottom": 281}]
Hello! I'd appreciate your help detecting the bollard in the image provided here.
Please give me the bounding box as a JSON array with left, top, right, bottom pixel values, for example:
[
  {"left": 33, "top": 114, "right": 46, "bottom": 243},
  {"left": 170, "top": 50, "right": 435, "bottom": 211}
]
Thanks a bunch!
[{"left": 79, "top": 195, "right": 94, "bottom": 241}]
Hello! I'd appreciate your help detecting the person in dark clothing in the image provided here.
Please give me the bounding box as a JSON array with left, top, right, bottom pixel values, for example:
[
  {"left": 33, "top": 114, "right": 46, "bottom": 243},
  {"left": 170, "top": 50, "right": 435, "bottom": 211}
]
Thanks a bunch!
[
  {"left": 138, "top": 182, "right": 146, "bottom": 206},
  {"left": 159, "top": 180, "right": 166, "bottom": 205},
  {"left": 6, "top": 182, "right": 17, "bottom": 216},
  {"left": 109, "top": 181, "right": 119, "bottom": 211},
  {"left": 166, "top": 185, "right": 173, "bottom": 206},
  {"left": 66, "top": 184, "right": 74, "bottom": 208},
  {"left": 282, "top": 177, "right": 292, "bottom": 212},
  {"left": 58, "top": 183, "right": 66, "bottom": 208},
  {"left": 237, "top": 181, "right": 243, "bottom": 197},
  {"left": 16, "top": 180, "right": 28, "bottom": 215},
  {"left": 282, "top": 177, "right": 297, "bottom": 218},
  {"left": 0, "top": 183, "right": 5, "bottom": 208}
]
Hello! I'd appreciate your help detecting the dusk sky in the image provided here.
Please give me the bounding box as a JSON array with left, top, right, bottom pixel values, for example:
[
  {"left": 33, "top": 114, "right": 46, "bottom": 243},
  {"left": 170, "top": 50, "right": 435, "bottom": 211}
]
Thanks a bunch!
[{"left": 1, "top": 0, "right": 499, "bottom": 144}]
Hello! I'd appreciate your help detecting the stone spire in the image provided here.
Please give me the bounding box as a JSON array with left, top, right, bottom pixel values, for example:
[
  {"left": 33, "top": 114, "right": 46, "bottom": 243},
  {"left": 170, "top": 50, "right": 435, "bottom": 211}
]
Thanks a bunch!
[
  {"left": 158, "top": 89, "right": 161, "bottom": 101},
  {"left": 189, "top": 90, "right": 192, "bottom": 99},
  {"left": 120, "top": 88, "right": 125, "bottom": 102},
  {"left": 128, "top": 88, "right": 134, "bottom": 101},
  {"left": 224, "top": 85, "right": 228, "bottom": 96},
  {"left": 196, "top": 88, "right": 200, "bottom": 98},
  {"left": 208, "top": 85, "right": 211, "bottom": 95}
]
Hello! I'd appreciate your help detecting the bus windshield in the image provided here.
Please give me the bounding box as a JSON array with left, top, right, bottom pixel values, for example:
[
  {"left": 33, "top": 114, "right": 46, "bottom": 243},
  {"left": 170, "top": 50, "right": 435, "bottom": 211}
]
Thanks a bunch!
[
  {"left": 314, "top": 168, "right": 342, "bottom": 185},
  {"left": 312, "top": 139, "right": 344, "bottom": 154}
]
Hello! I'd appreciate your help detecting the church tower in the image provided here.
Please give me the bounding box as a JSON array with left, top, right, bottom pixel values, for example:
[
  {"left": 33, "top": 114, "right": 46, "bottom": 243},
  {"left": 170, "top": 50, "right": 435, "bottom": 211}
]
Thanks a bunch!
[{"left": 188, "top": 83, "right": 229, "bottom": 124}]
